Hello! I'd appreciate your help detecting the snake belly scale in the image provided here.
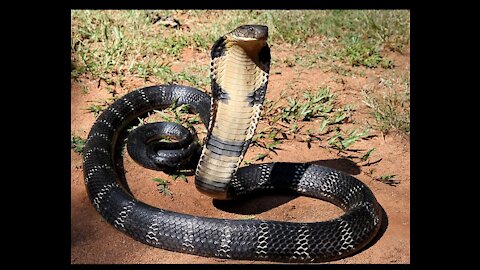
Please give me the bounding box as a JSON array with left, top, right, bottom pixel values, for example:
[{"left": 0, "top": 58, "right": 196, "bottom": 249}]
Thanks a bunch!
[
  {"left": 82, "top": 25, "right": 382, "bottom": 263},
  {"left": 196, "top": 25, "right": 270, "bottom": 199}
]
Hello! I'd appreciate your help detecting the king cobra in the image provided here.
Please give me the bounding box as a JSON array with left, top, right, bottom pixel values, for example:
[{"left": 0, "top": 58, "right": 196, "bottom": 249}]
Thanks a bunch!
[{"left": 83, "top": 25, "right": 382, "bottom": 262}]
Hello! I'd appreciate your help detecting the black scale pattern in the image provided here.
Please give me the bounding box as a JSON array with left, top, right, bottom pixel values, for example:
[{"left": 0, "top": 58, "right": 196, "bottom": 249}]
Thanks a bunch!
[{"left": 83, "top": 85, "right": 382, "bottom": 263}]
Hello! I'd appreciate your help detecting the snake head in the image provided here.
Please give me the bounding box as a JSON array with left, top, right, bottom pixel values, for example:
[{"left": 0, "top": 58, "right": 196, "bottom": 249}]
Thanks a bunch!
[{"left": 226, "top": 25, "right": 269, "bottom": 42}]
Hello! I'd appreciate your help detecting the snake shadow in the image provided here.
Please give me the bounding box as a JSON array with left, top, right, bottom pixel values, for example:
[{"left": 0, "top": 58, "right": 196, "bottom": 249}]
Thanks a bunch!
[{"left": 213, "top": 158, "right": 361, "bottom": 215}]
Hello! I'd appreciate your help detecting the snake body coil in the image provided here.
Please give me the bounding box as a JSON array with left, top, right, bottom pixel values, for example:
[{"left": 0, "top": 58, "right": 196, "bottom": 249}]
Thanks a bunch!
[{"left": 83, "top": 25, "right": 382, "bottom": 263}]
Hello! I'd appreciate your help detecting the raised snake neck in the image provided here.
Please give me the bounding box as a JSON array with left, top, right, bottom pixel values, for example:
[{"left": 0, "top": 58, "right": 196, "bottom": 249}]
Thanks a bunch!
[{"left": 195, "top": 25, "right": 270, "bottom": 199}]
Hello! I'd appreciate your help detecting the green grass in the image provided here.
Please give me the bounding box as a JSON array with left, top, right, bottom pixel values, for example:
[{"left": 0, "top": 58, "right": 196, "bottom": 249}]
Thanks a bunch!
[
  {"left": 361, "top": 147, "right": 376, "bottom": 162},
  {"left": 362, "top": 77, "right": 410, "bottom": 136},
  {"left": 200, "top": 10, "right": 409, "bottom": 49},
  {"left": 151, "top": 173, "right": 188, "bottom": 197},
  {"left": 71, "top": 10, "right": 182, "bottom": 83},
  {"left": 337, "top": 34, "right": 395, "bottom": 68},
  {"left": 265, "top": 86, "right": 337, "bottom": 124},
  {"left": 264, "top": 87, "right": 355, "bottom": 137},
  {"left": 244, "top": 86, "right": 373, "bottom": 164},
  {"left": 71, "top": 10, "right": 410, "bottom": 83},
  {"left": 326, "top": 128, "right": 370, "bottom": 151},
  {"left": 376, "top": 174, "right": 399, "bottom": 186},
  {"left": 151, "top": 178, "right": 172, "bottom": 196},
  {"left": 71, "top": 134, "right": 86, "bottom": 154},
  {"left": 365, "top": 169, "right": 400, "bottom": 186},
  {"left": 84, "top": 98, "right": 115, "bottom": 118}
]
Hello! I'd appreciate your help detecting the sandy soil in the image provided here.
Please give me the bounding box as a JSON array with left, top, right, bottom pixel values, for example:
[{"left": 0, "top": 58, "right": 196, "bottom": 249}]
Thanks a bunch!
[{"left": 71, "top": 43, "right": 410, "bottom": 264}]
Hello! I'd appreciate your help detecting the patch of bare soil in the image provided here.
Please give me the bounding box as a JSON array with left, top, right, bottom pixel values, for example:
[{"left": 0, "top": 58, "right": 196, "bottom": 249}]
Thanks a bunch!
[{"left": 71, "top": 45, "right": 410, "bottom": 264}]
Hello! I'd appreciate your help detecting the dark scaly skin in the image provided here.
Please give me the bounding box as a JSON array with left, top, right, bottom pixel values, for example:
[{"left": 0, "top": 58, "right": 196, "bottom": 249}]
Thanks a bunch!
[{"left": 83, "top": 25, "right": 382, "bottom": 263}]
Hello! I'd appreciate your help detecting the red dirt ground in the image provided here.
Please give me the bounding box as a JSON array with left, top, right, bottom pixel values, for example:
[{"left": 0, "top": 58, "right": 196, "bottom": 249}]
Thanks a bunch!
[{"left": 71, "top": 43, "right": 410, "bottom": 264}]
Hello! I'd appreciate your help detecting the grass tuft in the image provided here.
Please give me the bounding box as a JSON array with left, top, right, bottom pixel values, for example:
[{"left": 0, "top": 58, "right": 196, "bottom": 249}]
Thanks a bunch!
[
  {"left": 71, "top": 135, "right": 86, "bottom": 154},
  {"left": 362, "top": 86, "right": 410, "bottom": 136},
  {"left": 338, "top": 34, "right": 394, "bottom": 68},
  {"left": 151, "top": 178, "right": 173, "bottom": 196}
]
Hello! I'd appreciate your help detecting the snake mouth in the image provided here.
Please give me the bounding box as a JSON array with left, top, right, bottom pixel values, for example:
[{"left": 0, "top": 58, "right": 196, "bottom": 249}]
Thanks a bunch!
[
  {"left": 226, "top": 25, "right": 269, "bottom": 50},
  {"left": 227, "top": 25, "right": 269, "bottom": 40},
  {"left": 230, "top": 36, "right": 264, "bottom": 41}
]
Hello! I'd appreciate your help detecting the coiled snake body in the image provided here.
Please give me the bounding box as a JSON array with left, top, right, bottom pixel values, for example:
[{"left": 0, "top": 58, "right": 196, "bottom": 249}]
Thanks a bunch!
[{"left": 83, "top": 25, "right": 382, "bottom": 263}]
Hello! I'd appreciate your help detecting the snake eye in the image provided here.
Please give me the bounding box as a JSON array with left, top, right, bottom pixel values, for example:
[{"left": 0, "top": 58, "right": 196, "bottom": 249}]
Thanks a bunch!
[{"left": 248, "top": 26, "right": 254, "bottom": 32}]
